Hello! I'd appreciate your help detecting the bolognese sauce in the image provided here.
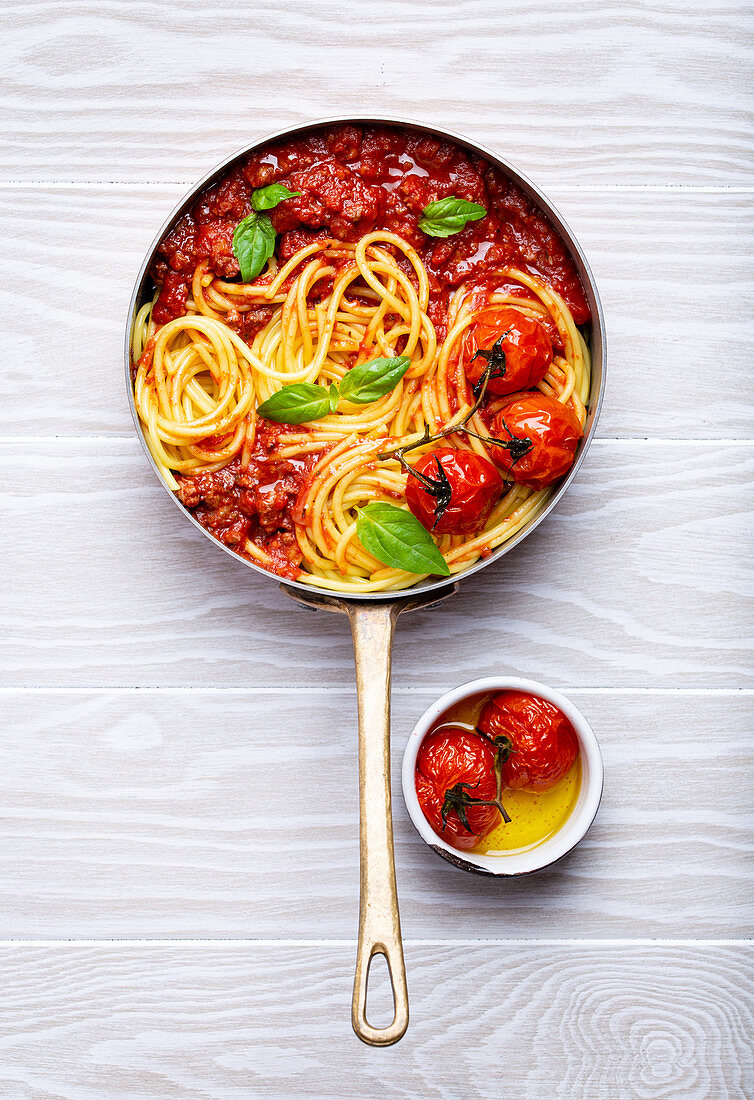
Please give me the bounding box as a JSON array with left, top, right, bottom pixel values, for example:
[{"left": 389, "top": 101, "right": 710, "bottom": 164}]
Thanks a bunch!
[{"left": 153, "top": 125, "right": 589, "bottom": 333}]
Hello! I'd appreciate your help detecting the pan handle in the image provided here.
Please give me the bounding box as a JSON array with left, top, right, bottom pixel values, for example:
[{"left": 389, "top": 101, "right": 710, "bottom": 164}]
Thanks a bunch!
[
  {"left": 280, "top": 581, "right": 456, "bottom": 1045},
  {"left": 345, "top": 600, "right": 408, "bottom": 1047}
]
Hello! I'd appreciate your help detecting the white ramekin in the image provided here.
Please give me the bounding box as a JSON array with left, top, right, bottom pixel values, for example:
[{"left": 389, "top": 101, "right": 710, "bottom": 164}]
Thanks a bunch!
[{"left": 401, "top": 676, "right": 603, "bottom": 876}]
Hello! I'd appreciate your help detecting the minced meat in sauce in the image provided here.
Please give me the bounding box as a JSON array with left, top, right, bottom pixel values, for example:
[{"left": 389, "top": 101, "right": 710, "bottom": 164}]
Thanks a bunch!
[{"left": 154, "top": 124, "right": 590, "bottom": 578}]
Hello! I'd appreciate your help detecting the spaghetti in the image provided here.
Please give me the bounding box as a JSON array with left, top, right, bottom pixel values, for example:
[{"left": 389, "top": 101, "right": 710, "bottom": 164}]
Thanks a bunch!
[{"left": 133, "top": 228, "right": 590, "bottom": 593}]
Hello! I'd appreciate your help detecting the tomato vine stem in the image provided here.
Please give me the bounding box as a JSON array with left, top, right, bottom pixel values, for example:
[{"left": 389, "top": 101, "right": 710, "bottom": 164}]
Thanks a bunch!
[
  {"left": 440, "top": 730, "right": 514, "bottom": 837},
  {"left": 376, "top": 351, "right": 532, "bottom": 472}
]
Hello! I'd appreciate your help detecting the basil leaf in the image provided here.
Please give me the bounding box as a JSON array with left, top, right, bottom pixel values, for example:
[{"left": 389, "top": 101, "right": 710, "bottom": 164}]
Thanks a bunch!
[
  {"left": 339, "top": 355, "right": 411, "bottom": 405},
  {"left": 418, "top": 197, "right": 487, "bottom": 238},
  {"left": 232, "top": 213, "right": 277, "bottom": 281},
  {"left": 251, "top": 184, "right": 302, "bottom": 211},
  {"left": 328, "top": 382, "right": 340, "bottom": 412},
  {"left": 257, "top": 383, "right": 331, "bottom": 424},
  {"left": 356, "top": 503, "right": 450, "bottom": 576}
]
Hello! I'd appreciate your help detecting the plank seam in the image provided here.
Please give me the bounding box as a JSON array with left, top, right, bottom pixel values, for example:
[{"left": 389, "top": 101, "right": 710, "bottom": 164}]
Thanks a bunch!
[
  {"left": 0, "top": 938, "right": 749, "bottom": 947},
  {"left": 1, "top": 182, "right": 753, "bottom": 193},
  {"left": 0, "top": 686, "right": 751, "bottom": 696},
  {"left": 1, "top": 437, "right": 752, "bottom": 446}
]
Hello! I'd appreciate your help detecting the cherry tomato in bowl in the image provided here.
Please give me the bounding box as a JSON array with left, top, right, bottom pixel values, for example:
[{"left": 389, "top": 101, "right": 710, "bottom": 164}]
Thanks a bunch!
[
  {"left": 477, "top": 691, "right": 578, "bottom": 790},
  {"left": 415, "top": 727, "right": 502, "bottom": 850},
  {"left": 488, "top": 392, "right": 583, "bottom": 490},
  {"left": 401, "top": 676, "right": 603, "bottom": 876},
  {"left": 462, "top": 307, "right": 553, "bottom": 396},
  {"left": 405, "top": 446, "right": 503, "bottom": 535}
]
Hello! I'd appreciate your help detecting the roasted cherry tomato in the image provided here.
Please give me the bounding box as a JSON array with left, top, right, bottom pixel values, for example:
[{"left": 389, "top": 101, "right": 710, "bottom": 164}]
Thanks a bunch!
[
  {"left": 462, "top": 307, "right": 553, "bottom": 396},
  {"left": 405, "top": 446, "right": 503, "bottom": 535},
  {"left": 477, "top": 691, "right": 578, "bottom": 791},
  {"left": 415, "top": 727, "right": 501, "bottom": 850},
  {"left": 488, "top": 392, "right": 582, "bottom": 490}
]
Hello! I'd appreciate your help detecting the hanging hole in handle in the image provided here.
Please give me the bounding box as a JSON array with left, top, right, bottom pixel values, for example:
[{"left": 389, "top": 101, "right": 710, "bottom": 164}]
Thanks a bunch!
[{"left": 365, "top": 949, "right": 396, "bottom": 1030}]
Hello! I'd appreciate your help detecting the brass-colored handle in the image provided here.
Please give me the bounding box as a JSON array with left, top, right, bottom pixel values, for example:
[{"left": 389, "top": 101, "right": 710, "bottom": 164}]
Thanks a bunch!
[
  {"left": 279, "top": 582, "right": 457, "bottom": 1045},
  {"left": 346, "top": 601, "right": 408, "bottom": 1047}
]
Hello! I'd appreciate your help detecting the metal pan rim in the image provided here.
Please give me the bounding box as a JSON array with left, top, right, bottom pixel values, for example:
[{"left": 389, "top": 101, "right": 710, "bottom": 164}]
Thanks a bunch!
[{"left": 124, "top": 115, "right": 607, "bottom": 601}]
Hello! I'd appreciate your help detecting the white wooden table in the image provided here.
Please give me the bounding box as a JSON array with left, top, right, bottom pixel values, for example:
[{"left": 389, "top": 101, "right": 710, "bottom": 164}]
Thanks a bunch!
[{"left": 2, "top": 1, "right": 752, "bottom": 1096}]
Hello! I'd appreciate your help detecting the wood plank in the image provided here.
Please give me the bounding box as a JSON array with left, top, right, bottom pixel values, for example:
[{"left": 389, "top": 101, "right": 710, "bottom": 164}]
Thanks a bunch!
[
  {"left": 1, "top": 5, "right": 750, "bottom": 1090},
  {"left": 1, "top": 439, "right": 752, "bottom": 689},
  {"left": 0, "top": 689, "right": 750, "bottom": 938},
  {"left": 2, "top": 0, "right": 752, "bottom": 185},
  {"left": 0, "top": 186, "right": 752, "bottom": 440},
  {"left": 0, "top": 942, "right": 750, "bottom": 1098}
]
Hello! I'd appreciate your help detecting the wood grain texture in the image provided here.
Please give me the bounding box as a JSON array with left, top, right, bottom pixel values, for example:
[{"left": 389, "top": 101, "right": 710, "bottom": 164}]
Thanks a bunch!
[
  {"left": 0, "top": 689, "right": 750, "bottom": 938},
  {"left": 1, "top": 0, "right": 753, "bottom": 1089},
  {"left": 1, "top": 186, "right": 752, "bottom": 440},
  {"left": 0, "top": 942, "right": 751, "bottom": 1099},
  {"left": 2, "top": 0, "right": 753, "bottom": 186},
  {"left": 1, "top": 439, "right": 752, "bottom": 688}
]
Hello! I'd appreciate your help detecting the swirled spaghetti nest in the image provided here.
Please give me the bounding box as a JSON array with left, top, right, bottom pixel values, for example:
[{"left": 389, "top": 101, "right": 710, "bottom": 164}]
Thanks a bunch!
[{"left": 132, "top": 231, "right": 590, "bottom": 593}]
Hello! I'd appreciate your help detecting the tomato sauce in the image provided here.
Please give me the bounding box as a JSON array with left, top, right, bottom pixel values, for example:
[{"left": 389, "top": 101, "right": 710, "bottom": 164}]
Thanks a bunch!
[
  {"left": 152, "top": 123, "right": 590, "bottom": 330},
  {"left": 152, "top": 124, "right": 591, "bottom": 577},
  {"left": 174, "top": 422, "right": 320, "bottom": 579}
]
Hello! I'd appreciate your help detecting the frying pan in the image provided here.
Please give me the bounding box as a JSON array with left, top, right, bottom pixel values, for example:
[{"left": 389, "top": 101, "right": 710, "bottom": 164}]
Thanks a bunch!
[{"left": 125, "top": 116, "right": 606, "bottom": 1046}]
